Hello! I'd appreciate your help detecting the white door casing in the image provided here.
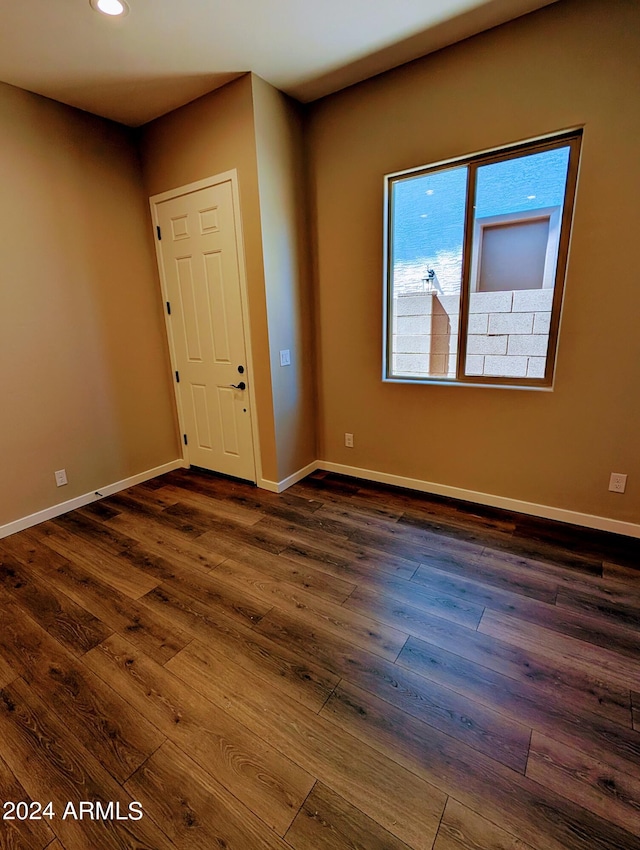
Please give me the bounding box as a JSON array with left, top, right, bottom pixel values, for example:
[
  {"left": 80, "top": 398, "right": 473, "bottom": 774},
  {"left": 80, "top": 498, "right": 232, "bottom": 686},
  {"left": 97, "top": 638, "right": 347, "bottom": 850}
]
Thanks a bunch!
[{"left": 151, "top": 171, "right": 258, "bottom": 482}]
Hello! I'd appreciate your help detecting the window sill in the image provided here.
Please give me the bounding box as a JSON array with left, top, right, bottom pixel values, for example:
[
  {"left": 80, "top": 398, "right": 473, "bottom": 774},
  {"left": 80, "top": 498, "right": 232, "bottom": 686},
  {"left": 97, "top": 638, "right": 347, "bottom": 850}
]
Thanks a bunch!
[{"left": 383, "top": 376, "right": 555, "bottom": 391}]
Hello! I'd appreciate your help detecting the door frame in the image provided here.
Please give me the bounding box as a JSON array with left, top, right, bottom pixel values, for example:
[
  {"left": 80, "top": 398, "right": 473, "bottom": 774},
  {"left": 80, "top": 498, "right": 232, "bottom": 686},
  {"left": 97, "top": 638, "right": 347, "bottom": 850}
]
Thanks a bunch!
[{"left": 149, "top": 169, "right": 261, "bottom": 484}]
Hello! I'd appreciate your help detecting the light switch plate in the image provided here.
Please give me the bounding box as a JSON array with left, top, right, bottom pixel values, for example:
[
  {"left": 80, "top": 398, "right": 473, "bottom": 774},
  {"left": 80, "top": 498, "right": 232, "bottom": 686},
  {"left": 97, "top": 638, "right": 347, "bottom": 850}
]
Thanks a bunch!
[{"left": 279, "top": 349, "right": 291, "bottom": 366}]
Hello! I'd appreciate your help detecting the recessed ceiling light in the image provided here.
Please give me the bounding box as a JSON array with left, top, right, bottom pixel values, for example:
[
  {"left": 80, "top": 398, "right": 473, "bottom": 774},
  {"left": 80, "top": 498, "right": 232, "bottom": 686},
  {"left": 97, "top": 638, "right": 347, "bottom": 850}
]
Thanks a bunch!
[{"left": 90, "top": 0, "right": 129, "bottom": 17}]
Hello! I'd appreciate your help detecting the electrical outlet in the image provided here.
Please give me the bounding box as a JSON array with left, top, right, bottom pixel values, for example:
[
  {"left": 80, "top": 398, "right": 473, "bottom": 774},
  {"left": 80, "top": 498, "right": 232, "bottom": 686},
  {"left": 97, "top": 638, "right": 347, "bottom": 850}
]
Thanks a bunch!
[
  {"left": 344, "top": 432, "right": 354, "bottom": 448},
  {"left": 608, "top": 472, "right": 627, "bottom": 493},
  {"left": 55, "top": 469, "right": 68, "bottom": 487},
  {"left": 279, "top": 349, "right": 291, "bottom": 367}
]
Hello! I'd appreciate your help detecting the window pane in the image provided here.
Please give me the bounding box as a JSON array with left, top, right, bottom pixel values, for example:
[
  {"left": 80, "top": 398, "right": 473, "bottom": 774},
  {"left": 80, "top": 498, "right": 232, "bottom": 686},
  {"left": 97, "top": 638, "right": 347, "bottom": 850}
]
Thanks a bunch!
[
  {"left": 389, "top": 166, "right": 467, "bottom": 379},
  {"left": 464, "top": 147, "right": 571, "bottom": 380}
]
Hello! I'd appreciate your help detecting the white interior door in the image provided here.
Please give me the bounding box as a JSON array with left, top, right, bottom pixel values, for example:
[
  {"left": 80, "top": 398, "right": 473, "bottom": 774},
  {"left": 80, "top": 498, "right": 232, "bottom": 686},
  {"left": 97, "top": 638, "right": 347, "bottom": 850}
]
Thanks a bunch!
[{"left": 152, "top": 174, "right": 256, "bottom": 482}]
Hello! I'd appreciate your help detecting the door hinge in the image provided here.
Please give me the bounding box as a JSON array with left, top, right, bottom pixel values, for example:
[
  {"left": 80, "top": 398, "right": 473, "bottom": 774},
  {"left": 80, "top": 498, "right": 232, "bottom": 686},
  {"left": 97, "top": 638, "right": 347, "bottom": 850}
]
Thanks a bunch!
[
  {"left": 183, "top": 434, "right": 188, "bottom": 446},
  {"left": 175, "top": 371, "right": 180, "bottom": 383},
  {"left": 166, "top": 301, "right": 171, "bottom": 315},
  {"left": 156, "top": 226, "right": 162, "bottom": 240}
]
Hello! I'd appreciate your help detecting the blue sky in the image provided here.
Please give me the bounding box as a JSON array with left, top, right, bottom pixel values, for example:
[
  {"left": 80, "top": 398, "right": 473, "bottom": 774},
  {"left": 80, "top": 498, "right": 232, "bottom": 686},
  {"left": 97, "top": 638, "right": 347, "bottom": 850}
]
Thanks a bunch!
[{"left": 392, "top": 146, "right": 571, "bottom": 264}]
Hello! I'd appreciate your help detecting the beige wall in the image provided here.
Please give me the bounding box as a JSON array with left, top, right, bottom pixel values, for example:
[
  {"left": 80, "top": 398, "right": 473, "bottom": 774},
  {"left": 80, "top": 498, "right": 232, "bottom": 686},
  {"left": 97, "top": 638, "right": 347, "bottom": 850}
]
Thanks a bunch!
[
  {"left": 308, "top": 0, "right": 640, "bottom": 523},
  {"left": 251, "top": 75, "right": 317, "bottom": 480},
  {"left": 2, "top": 0, "right": 638, "bottom": 531},
  {"left": 0, "top": 82, "right": 179, "bottom": 528},
  {"left": 139, "top": 74, "right": 279, "bottom": 482}
]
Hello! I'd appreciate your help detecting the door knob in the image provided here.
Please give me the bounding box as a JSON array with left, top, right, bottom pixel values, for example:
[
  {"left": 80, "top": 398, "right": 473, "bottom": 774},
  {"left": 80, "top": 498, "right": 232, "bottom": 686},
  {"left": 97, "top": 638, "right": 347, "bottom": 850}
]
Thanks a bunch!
[{"left": 230, "top": 381, "right": 246, "bottom": 390}]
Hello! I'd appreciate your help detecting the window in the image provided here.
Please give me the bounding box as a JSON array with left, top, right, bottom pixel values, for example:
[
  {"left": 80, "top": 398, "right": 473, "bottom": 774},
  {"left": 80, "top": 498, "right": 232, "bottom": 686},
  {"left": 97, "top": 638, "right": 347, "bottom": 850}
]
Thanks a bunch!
[{"left": 383, "top": 130, "right": 581, "bottom": 387}]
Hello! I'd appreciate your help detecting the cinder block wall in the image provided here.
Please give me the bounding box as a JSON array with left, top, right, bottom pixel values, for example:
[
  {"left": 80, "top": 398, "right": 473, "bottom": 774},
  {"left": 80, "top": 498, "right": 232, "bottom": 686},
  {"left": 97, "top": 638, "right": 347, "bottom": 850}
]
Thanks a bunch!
[{"left": 393, "top": 289, "right": 553, "bottom": 379}]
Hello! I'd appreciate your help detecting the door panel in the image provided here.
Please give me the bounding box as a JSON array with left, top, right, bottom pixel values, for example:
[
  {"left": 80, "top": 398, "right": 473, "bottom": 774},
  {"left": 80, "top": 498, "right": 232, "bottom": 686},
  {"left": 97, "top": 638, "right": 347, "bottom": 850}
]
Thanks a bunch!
[{"left": 156, "top": 178, "right": 255, "bottom": 481}]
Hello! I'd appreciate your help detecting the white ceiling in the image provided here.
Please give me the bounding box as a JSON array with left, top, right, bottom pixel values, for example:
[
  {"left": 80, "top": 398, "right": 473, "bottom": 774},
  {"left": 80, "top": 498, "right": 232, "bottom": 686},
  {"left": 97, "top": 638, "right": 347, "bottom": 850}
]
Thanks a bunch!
[{"left": 0, "top": 0, "right": 557, "bottom": 126}]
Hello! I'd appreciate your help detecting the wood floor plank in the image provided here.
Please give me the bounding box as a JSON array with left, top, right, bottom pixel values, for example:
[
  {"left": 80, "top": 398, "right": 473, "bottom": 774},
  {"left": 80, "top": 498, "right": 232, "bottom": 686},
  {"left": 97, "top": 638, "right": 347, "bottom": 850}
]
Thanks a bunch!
[
  {"left": 144, "top": 484, "right": 266, "bottom": 526},
  {"left": 0, "top": 556, "right": 112, "bottom": 656},
  {"left": 479, "top": 549, "right": 640, "bottom": 604},
  {"left": 400, "top": 498, "right": 517, "bottom": 535},
  {"left": 79, "top": 499, "right": 123, "bottom": 521},
  {"left": 124, "top": 481, "right": 183, "bottom": 508},
  {"left": 255, "top": 607, "right": 532, "bottom": 772},
  {"left": 0, "top": 753, "right": 55, "bottom": 850},
  {"left": 114, "top": 518, "right": 295, "bottom": 584},
  {"left": 247, "top": 512, "right": 352, "bottom": 551},
  {"left": 285, "top": 781, "right": 413, "bottom": 850},
  {"left": 210, "top": 558, "right": 409, "bottom": 661},
  {"left": 0, "top": 646, "right": 17, "bottom": 688},
  {"left": 212, "top": 544, "right": 357, "bottom": 604},
  {"left": 343, "top": 584, "right": 483, "bottom": 635},
  {"left": 288, "top": 472, "right": 360, "bottom": 497},
  {"left": 85, "top": 634, "right": 313, "bottom": 835},
  {"left": 159, "top": 560, "right": 274, "bottom": 626},
  {"left": 167, "top": 468, "right": 323, "bottom": 515},
  {"left": 0, "top": 597, "right": 163, "bottom": 784},
  {"left": 485, "top": 533, "right": 603, "bottom": 575},
  {"left": 314, "top": 499, "right": 405, "bottom": 530},
  {"left": 104, "top": 511, "right": 227, "bottom": 571},
  {"left": 396, "top": 511, "right": 516, "bottom": 555},
  {"left": 321, "top": 680, "right": 640, "bottom": 850},
  {"left": 433, "top": 798, "right": 538, "bottom": 850},
  {"left": 140, "top": 579, "right": 267, "bottom": 638},
  {"left": 545, "top": 569, "right": 640, "bottom": 607},
  {"left": 0, "top": 679, "right": 178, "bottom": 850},
  {"left": 91, "top": 493, "right": 204, "bottom": 539},
  {"left": 352, "top": 569, "right": 487, "bottom": 626},
  {"left": 199, "top": 552, "right": 352, "bottom": 617},
  {"left": 1, "top": 468, "right": 638, "bottom": 850},
  {"left": 412, "top": 560, "right": 558, "bottom": 607},
  {"left": 308, "top": 500, "right": 404, "bottom": 536},
  {"left": 280, "top": 545, "right": 493, "bottom": 630},
  {"left": 280, "top": 535, "right": 419, "bottom": 580},
  {"left": 15, "top": 534, "right": 191, "bottom": 665},
  {"left": 479, "top": 608, "right": 640, "bottom": 691},
  {"left": 480, "top": 543, "right": 602, "bottom": 578},
  {"left": 347, "top": 520, "right": 486, "bottom": 565},
  {"left": 40, "top": 528, "right": 161, "bottom": 600},
  {"left": 289, "top": 480, "right": 368, "bottom": 509},
  {"left": 555, "top": 587, "right": 640, "bottom": 632},
  {"left": 527, "top": 731, "right": 640, "bottom": 834},
  {"left": 50, "top": 511, "right": 139, "bottom": 556},
  {"left": 479, "top": 593, "right": 640, "bottom": 662},
  {"left": 167, "top": 503, "right": 291, "bottom": 552},
  {"left": 604, "top": 561, "right": 640, "bottom": 582},
  {"left": 34, "top": 514, "right": 218, "bottom": 588},
  {"left": 125, "top": 740, "right": 292, "bottom": 849},
  {"left": 397, "top": 636, "right": 640, "bottom": 778},
  {"left": 164, "top": 635, "right": 447, "bottom": 849},
  {"left": 142, "top": 576, "right": 270, "bottom": 633},
  {"left": 137, "top": 588, "right": 338, "bottom": 711},
  {"left": 390, "top": 609, "right": 631, "bottom": 727}
]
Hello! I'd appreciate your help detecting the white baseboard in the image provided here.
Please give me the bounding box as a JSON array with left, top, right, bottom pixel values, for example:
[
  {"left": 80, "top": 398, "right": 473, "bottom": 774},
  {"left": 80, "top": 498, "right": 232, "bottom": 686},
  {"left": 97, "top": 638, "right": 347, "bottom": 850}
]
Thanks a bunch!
[
  {"left": 0, "top": 459, "right": 187, "bottom": 540},
  {"left": 318, "top": 460, "right": 640, "bottom": 540},
  {"left": 258, "top": 460, "right": 320, "bottom": 494},
  {"left": 3, "top": 455, "right": 637, "bottom": 541}
]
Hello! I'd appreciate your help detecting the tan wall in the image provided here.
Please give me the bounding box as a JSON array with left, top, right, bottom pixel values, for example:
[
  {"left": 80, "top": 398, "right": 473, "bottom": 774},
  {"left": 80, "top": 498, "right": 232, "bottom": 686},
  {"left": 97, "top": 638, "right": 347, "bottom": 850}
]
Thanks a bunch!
[
  {"left": 308, "top": 0, "right": 640, "bottom": 523},
  {"left": 251, "top": 75, "right": 317, "bottom": 480},
  {"left": 139, "top": 74, "right": 279, "bottom": 482},
  {"left": 0, "top": 82, "right": 179, "bottom": 528}
]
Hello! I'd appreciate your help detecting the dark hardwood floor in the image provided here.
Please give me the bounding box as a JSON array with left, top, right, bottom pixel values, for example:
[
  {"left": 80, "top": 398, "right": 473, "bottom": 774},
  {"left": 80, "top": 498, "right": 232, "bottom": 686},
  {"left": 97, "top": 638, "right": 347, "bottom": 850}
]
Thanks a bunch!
[{"left": 0, "top": 467, "right": 639, "bottom": 850}]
